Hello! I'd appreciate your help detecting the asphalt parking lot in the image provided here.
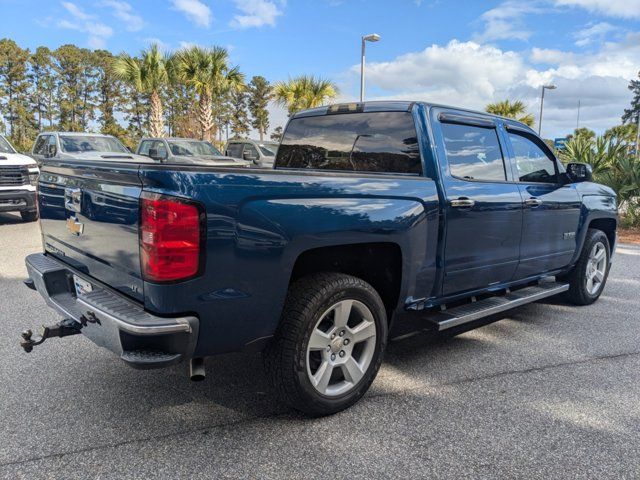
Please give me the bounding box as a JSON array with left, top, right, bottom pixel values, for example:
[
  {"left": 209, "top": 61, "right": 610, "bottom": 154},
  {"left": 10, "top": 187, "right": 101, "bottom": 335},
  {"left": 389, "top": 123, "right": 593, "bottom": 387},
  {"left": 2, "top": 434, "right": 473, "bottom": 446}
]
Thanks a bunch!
[{"left": 1, "top": 212, "right": 639, "bottom": 479}]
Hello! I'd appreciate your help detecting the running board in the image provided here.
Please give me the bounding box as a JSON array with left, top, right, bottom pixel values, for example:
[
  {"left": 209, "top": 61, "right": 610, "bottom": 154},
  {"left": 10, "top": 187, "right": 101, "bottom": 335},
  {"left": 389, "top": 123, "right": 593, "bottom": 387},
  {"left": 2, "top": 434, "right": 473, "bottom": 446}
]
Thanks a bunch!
[{"left": 430, "top": 281, "right": 569, "bottom": 331}]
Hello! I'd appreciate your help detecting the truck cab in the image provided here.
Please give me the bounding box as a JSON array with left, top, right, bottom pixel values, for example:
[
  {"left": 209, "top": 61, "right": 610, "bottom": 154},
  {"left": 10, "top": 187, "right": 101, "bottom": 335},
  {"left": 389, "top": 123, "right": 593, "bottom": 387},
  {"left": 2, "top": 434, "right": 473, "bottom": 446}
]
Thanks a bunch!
[
  {"left": 0, "top": 135, "right": 39, "bottom": 222},
  {"left": 22, "top": 101, "right": 616, "bottom": 416}
]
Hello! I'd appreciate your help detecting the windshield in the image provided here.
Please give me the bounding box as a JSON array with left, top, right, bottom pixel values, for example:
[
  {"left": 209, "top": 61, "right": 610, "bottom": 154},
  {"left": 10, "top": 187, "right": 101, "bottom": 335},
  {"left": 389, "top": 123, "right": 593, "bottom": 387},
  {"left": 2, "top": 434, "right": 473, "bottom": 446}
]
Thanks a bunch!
[
  {"left": 0, "top": 136, "right": 16, "bottom": 154},
  {"left": 259, "top": 144, "right": 277, "bottom": 156},
  {"left": 168, "top": 140, "right": 222, "bottom": 157},
  {"left": 60, "top": 135, "right": 129, "bottom": 153}
]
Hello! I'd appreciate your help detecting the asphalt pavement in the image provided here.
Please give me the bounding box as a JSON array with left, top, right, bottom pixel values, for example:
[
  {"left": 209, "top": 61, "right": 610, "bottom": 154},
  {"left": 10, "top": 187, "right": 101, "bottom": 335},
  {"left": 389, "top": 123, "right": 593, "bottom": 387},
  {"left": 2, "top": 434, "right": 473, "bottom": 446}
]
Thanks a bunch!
[{"left": 1, "top": 211, "right": 639, "bottom": 479}]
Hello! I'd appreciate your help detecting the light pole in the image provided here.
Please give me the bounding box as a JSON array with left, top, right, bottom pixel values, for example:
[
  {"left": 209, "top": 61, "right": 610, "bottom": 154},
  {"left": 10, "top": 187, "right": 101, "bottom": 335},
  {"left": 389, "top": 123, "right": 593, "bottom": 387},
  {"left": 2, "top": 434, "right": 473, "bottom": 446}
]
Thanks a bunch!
[
  {"left": 538, "top": 84, "right": 557, "bottom": 136},
  {"left": 360, "top": 33, "right": 380, "bottom": 102}
]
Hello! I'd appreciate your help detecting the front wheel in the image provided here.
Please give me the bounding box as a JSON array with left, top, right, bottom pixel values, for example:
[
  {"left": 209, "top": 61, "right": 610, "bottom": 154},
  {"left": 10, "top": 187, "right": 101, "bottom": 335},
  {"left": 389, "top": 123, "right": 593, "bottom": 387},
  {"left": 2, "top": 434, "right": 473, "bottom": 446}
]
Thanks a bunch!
[
  {"left": 20, "top": 210, "right": 38, "bottom": 222},
  {"left": 264, "top": 272, "right": 388, "bottom": 416},
  {"left": 562, "top": 228, "right": 611, "bottom": 305}
]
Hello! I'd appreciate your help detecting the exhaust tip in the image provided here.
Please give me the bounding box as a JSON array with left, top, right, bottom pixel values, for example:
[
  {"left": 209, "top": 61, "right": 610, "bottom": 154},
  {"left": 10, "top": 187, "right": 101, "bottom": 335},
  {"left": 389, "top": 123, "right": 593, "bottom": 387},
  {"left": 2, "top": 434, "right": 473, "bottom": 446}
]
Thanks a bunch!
[{"left": 189, "top": 357, "right": 206, "bottom": 382}]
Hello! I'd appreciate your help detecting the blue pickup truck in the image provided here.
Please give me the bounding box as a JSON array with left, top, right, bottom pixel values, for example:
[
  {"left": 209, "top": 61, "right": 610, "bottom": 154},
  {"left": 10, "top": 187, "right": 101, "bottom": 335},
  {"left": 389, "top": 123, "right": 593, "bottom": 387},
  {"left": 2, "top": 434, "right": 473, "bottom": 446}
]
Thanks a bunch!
[{"left": 22, "top": 101, "right": 617, "bottom": 415}]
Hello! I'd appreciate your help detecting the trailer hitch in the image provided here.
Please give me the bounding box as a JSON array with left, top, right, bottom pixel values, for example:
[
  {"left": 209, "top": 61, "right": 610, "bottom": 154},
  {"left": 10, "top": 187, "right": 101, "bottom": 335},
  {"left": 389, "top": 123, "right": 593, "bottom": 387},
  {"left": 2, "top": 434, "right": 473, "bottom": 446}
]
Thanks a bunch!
[{"left": 20, "top": 318, "right": 82, "bottom": 353}]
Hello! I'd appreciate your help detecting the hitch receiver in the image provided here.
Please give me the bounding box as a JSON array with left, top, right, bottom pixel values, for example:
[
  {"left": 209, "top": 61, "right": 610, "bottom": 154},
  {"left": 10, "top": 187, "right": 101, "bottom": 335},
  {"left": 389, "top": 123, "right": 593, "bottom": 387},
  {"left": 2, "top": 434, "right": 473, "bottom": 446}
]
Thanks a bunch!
[{"left": 20, "top": 318, "right": 81, "bottom": 353}]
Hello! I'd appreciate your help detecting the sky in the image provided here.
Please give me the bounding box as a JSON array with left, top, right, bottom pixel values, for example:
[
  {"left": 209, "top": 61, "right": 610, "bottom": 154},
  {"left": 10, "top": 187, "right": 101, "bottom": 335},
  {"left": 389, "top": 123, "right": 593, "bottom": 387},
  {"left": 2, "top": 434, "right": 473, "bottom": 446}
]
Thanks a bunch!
[{"left": 1, "top": 0, "right": 639, "bottom": 139}]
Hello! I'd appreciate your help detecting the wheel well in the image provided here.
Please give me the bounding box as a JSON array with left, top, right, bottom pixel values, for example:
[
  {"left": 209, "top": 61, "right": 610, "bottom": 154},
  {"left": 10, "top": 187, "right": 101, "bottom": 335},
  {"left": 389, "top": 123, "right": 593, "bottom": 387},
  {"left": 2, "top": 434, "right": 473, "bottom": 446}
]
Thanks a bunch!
[
  {"left": 290, "top": 243, "right": 403, "bottom": 313},
  {"left": 588, "top": 218, "right": 617, "bottom": 248}
]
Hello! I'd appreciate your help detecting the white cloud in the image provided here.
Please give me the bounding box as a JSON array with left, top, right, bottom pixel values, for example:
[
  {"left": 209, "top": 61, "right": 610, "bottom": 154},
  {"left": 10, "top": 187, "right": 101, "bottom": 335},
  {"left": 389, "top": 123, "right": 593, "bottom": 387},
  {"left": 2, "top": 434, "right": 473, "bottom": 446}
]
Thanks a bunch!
[
  {"left": 574, "top": 22, "right": 616, "bottom": 46},
  {"left": 58, "top": 2, "right": 113, "bottom": 49},
  {"left": 346, "top": 34, "right": 640, "bottom": 137},
  {"left": 101, "top": 0, "right": 144, "bottom": 31},
  {"left": 61, "top": 1, "right": 91, "bottom": 20},
  {"left": 475, "top": 1, "right": 545, "bottom": 42},
  {"left": 530, "top": 47, "right": 574, "bottom": 64},
  {"left": 230, "top": 0, "right": 283, "bottom": 29},
  {"left": 555, "top": 0, "right": 640, "bottom": 19},
  {"left": 172, "top": 0, "right": 212, "bottom": 28}
]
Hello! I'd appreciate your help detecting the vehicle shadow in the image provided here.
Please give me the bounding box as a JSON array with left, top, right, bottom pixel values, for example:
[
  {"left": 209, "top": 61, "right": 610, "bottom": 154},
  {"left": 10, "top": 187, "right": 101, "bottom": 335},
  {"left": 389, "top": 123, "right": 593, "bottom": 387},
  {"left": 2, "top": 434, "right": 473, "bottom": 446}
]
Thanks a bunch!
[{"left": 0, "top": 212, "right": 27, "bottom": 225}]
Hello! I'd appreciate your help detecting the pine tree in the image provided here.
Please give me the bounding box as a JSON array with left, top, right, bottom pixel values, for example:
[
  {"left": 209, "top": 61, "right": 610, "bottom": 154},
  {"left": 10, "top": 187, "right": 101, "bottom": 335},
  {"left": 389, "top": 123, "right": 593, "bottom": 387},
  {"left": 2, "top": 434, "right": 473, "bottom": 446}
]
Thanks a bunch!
[
  {"left": 54, "top": 44, "right": 96, "bottom": 131},
  {"left": 247, "top": 75, "right": 272, "bottom": 141},
  {"left": 270, "top": 126, "right": 283, "bottom": 141},
  {"left": 0, "top": 38, "right": 35, "bottom": 150},
  {"left": 28, "top": 46, "right": 57, "bottom": 130},
  {"left": 93, "top": 49, "right": 126, "bottom": 138},
  {"left": 229, "top": 89, "right": 250, "bottom": 138},
  {"left": 622, "top": 76, "right": 640, "bottom": 126}
]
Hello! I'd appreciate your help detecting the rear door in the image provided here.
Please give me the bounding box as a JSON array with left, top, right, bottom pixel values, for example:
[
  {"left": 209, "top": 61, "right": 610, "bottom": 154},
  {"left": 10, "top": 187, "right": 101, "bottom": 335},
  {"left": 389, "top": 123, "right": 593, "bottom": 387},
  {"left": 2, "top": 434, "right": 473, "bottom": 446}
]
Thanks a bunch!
[
  {"left": 503, "top": 125, "right": 581, "bottom": 278},
  {"left": 432, "top": 110, "right": 523, "bottom": 295},
  {"left": 38, "top": 160, "right": 144, "bottom": 300}
]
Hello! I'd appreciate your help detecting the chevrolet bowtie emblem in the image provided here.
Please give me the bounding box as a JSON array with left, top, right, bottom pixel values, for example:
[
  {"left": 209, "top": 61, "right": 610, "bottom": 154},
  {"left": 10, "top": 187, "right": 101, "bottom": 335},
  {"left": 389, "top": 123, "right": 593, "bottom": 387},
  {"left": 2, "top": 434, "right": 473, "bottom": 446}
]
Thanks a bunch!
[{"left": 66, "top": 216, "right": 84, "bottom": 236}]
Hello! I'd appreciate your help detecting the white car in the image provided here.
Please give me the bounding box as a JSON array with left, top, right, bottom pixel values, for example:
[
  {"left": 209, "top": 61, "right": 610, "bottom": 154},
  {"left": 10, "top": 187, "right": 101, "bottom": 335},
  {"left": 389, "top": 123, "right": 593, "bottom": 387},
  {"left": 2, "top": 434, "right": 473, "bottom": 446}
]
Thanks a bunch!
[
  {"left": 0, "top": 135, "right": 39, "bottom": 222},
  {"left": 31, "top": 132, "right": 151, "bottom": 164}
]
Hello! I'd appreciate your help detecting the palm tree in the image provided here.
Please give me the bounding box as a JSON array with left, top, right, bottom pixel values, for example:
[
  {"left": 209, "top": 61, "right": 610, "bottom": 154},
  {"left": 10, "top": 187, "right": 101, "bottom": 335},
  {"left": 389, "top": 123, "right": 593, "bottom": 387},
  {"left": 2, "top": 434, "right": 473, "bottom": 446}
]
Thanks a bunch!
[
  {"left": 112, "top": 44, "right": 169, "bottom": 138},
  {"left": 274, "top": 75, "right": 339, "bottom": 116},
  {"left": 170, "top": 46, "right": 244, "bottom": 142},
  {"left": 485, "top": 100, "right": 535, "bottom": 127}
]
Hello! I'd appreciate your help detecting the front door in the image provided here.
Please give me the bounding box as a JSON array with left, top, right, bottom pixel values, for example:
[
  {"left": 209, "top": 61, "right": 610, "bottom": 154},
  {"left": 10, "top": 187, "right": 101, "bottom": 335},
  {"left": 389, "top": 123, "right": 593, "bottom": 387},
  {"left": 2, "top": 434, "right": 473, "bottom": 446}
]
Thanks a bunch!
[
  {"left": 434, "top": 111, "right": 523, "bottom": 296},
  {"left": 504, "top": 125, "right": 581, "bottom": 278}
]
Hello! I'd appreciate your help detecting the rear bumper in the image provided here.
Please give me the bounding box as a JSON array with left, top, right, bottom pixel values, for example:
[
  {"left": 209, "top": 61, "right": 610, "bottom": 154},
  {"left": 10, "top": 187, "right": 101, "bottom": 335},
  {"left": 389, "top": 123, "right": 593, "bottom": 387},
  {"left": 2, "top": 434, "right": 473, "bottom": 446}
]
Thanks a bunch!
[
  {"left": 0, "top": 189, "right": 36, "bottom": 212},
  {"left": 25, "top": 253, "right": 199, "bottom": 369}
]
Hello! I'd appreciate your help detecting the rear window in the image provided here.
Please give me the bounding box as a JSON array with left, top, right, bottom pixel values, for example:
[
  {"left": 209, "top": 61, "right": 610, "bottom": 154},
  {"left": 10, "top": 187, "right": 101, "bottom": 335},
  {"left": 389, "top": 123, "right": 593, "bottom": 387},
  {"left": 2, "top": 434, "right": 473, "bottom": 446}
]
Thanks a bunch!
[{"left": 275, "top": 111, "right": 422, "bottom": 175}]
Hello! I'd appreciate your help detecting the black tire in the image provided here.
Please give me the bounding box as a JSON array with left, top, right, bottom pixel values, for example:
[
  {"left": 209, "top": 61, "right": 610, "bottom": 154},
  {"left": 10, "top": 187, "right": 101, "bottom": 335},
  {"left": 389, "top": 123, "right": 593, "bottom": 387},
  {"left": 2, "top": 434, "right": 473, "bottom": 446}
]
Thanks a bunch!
[
  {"left": 20, "top": 210, "right": 38, "bottom": 222},
  {"left": 561, "top": 228, "right": 610, "bottom": 305},
  {"left": 264, "top": 272, "right": 388, "bottom": 416}
]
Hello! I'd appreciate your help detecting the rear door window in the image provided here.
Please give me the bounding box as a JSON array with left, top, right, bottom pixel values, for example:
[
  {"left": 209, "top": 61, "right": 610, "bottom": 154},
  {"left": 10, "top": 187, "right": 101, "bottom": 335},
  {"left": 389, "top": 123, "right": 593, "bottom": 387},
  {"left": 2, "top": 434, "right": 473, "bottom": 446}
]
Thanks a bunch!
[
  {"left": 275, "top": 111, "right": 422, "bottom": 175},
  {"left": 226, "top": 143, "right": 243, "bottom": 158},
  {"left": 440, "top": 123, "right": 506, "bottom": 181}
]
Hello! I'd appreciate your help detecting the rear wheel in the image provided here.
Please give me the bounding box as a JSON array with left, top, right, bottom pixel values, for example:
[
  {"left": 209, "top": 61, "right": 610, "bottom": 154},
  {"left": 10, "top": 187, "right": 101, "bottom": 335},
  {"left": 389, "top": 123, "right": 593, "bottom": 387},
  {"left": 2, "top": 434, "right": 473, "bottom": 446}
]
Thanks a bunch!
[
  {"left": 264, "top": 272, "right": 388, "bottom": 416},
  {"left": 562, "top": 229, "right": 610, "bottom": 305},
  {"left": 20, "top": 210, "right": 38, "bottom": 222}
]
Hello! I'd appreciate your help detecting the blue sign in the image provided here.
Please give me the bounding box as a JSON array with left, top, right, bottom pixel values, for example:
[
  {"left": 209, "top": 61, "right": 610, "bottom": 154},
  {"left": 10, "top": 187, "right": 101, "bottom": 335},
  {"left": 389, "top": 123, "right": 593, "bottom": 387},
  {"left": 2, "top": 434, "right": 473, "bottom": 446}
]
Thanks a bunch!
[{"left": 554, "top": 137, "right": 568, "bottom": 150}]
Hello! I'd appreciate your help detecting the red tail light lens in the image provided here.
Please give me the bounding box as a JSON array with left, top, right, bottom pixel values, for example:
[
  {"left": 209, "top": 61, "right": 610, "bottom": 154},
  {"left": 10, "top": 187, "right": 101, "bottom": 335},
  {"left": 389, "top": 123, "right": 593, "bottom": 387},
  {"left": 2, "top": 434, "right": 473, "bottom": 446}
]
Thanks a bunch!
[{"left": 140, "top": 193, "right": 203, "bottom": 282}]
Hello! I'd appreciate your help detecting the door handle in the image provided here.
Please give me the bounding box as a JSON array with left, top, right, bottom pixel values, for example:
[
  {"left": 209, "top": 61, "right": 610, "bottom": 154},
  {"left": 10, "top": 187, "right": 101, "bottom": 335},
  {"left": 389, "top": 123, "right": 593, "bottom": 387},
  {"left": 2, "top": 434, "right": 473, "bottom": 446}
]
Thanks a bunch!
[
  {"left": 450, "top": 197, "right": 475, "bottom": 208},
  {"left": 524, "top": 197, "right": 543, "bottom": 207}
]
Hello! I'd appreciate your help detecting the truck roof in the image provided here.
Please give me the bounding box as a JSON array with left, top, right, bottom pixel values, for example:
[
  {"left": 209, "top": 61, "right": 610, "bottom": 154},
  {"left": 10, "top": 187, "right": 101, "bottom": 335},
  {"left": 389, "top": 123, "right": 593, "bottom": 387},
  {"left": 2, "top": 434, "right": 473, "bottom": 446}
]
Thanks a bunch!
[
  {"left": 291, "top": 100, "right": 536, "bottom": 132},
  {"left": 139, "top": 137, "right": 213, "bottom": 142},
  {"left": 37, "top": 132, "right": 116, "bottom": 137}
]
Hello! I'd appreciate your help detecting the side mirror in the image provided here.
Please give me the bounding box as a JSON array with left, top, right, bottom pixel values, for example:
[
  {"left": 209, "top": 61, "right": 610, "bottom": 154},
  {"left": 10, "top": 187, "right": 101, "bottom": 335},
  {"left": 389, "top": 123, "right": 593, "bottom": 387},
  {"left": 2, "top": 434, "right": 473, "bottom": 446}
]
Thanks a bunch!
[
  {"left": 148, "top": 148, "right": 166, "bottom": 162},
  {"left": 45, "top": 144, "right": 57, "bottom": 158},
  {"left": 566, "top": 162, "right": 593, "bottom": 183}
]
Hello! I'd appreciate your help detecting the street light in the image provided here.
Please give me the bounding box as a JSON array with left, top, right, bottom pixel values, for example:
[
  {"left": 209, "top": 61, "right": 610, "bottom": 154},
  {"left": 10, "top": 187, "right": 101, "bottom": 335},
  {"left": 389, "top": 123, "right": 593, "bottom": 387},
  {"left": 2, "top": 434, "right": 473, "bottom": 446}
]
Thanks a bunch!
[
  {"left": 538, "top": 84, "right": 557, "bottom": 136},
  {"left": 360, "top": 33, "right": 381, "bottom": 102}
]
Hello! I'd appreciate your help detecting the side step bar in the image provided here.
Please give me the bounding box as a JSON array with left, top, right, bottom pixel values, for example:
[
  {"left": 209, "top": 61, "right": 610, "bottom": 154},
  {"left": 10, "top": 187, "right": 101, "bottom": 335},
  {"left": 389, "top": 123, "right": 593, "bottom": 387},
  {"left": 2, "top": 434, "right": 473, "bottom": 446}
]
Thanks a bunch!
[{"left": 430, "top": 281, "right": 569, "bottom": 331}]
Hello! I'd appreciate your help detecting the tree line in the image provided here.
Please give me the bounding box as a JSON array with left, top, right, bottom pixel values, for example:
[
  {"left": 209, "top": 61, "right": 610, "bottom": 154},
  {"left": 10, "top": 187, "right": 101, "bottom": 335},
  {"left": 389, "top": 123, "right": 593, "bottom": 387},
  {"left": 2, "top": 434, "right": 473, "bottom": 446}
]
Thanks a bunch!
[{"left": 0, "top": 39, "right": 339, "bottom": 151}]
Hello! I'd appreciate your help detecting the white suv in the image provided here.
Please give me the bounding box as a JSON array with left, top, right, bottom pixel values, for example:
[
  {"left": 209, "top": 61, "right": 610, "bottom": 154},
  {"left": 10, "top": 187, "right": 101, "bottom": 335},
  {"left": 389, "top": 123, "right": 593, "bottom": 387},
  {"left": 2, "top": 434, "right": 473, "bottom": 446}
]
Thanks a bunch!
[{"left": 0, "top": 135, "right": 39, "bottom": 222}]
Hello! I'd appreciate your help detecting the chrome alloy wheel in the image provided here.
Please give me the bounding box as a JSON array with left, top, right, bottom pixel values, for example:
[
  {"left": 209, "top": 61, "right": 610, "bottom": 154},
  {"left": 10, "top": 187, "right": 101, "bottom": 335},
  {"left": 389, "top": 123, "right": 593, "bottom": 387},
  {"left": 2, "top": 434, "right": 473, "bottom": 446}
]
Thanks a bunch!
[
  {"left": 306, "top": 299, "right": 377, "bottom": 397},
  {"left": 586, "top": 241, "right": 607, "bottom": 295}
]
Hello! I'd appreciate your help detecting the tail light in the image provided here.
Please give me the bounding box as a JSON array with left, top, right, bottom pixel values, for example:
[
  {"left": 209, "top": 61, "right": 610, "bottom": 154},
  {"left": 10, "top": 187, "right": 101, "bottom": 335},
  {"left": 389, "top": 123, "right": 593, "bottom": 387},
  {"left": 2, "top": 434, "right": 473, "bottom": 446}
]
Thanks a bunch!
[{"left": 139, "top": 193, "right": 204, "bottom": 282}]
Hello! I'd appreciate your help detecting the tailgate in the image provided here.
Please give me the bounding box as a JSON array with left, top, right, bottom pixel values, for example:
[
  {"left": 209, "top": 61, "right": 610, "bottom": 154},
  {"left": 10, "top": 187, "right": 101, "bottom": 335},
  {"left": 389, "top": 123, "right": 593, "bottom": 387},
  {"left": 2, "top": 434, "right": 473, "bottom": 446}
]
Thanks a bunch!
[{"left": 38, "top": 161, "right": 144, "bottom": 301}]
